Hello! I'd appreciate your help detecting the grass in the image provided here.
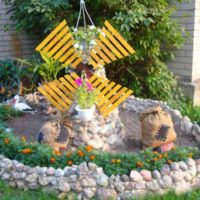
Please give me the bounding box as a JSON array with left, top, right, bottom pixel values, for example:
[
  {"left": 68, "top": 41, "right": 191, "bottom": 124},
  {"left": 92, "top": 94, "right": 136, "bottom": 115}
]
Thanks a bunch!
[
  {"left": 142, "top": 189, "right": 200, "bottom": 200},
  {"left": 1, "top": 180, "right": 200, "bottom": 200}
]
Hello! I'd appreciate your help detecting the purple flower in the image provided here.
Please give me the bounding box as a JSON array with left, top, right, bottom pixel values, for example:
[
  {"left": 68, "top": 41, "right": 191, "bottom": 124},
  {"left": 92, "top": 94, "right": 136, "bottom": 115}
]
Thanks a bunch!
[
  {"left": 87, "top": 82, "right": 93, "bottom": 91},
  {"left": 75, "top": 78, "right": 83, "bottom": 86}
]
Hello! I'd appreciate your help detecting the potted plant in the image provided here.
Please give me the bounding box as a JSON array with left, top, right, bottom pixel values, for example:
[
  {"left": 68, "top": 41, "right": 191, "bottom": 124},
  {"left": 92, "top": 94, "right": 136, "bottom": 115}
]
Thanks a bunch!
[
  {"left": 72, "top": 25, "right": 103, "bottom": 64},
  {"left": 75, "top": 71, "right": 97, "bottom": 122}
]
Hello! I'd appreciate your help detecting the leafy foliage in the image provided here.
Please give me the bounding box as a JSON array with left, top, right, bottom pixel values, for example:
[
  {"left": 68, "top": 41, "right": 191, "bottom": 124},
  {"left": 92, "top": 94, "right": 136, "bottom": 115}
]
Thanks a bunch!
[
  {"left": 0, "top": 130, "right": 198, "bottom": 176},
  {"left": 0, "top": 60, "right": 25, "bottom": 102},
  {"left": 17, "top": 53, "right": 66, "bottom": 84},
  {"left": 4, "top": 0, "right": 186, "bottom": 101}
]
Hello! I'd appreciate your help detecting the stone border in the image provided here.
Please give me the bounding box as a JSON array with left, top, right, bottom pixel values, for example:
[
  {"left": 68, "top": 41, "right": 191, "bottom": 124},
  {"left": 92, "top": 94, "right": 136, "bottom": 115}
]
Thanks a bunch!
[{"left": 1, "top": 96, "right": 200, "bottom": 199}]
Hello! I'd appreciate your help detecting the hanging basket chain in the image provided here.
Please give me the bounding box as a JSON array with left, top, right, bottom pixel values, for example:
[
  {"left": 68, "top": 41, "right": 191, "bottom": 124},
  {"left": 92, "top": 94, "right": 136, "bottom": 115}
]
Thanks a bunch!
[{"left": 75, "top": 0, "right": 95, "bottom": 30}]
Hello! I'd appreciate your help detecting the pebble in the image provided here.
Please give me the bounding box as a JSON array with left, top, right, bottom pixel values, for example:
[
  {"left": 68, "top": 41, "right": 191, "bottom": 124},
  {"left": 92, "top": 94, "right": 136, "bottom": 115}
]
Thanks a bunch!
[{"left": 130, "top": 170, "right": 143, "bottom": 182}]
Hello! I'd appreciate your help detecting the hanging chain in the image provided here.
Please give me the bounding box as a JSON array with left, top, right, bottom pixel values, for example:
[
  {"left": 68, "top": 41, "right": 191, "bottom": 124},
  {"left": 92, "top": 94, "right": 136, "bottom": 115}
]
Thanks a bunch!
[{"left": 75, "top": 0, "right": 95, "bottom": 31}]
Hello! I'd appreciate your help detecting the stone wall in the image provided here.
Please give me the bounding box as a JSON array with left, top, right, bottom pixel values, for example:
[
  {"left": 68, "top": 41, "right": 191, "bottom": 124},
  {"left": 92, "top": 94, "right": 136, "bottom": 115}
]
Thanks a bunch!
[
  {"left": 0, "top": 0, "right": 40, "bottom": 59},
  {"left": 168, "top": 0, "right": 200, "bottom": 105}
]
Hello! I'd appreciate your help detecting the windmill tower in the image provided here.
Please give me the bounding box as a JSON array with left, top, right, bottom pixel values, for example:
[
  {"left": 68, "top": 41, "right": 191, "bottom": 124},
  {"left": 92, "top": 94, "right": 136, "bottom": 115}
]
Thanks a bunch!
[{"left": 36, "top": 0, "right": 135, "bottom": 151}]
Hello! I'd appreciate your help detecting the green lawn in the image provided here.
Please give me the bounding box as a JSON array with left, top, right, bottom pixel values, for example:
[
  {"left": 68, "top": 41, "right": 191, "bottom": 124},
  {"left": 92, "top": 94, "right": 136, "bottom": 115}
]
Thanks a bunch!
[{"left": 1, "top": 180, "right": 200, "bottom": 200}]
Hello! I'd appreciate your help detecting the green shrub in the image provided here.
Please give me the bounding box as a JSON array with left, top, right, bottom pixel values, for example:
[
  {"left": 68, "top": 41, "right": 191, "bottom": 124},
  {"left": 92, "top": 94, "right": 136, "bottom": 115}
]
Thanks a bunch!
[
  {"left": 4, "top": 0, "right": 187, "bottom": 101},
  {"left": 0, "top": 130, "right": 198, "bottom": 176},
  {"left": 0, "top": 60, "right": 25, "bottom": 102}
]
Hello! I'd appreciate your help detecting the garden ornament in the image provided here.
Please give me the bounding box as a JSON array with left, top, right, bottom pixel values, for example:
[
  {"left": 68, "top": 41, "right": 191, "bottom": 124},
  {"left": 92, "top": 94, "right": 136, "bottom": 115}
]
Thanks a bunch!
[{"left": 36, "top": 0, "right": 135, "bottom": 118}]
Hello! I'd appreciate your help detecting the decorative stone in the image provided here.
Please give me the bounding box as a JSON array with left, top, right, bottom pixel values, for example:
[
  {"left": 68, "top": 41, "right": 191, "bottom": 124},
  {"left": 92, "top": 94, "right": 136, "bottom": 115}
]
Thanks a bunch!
[
  {"left": 37, "top": 167, "right": 47, "bottom": 175},
  {"left": 126, "top": 182, "right": 135, "bottom": 191},
  {"left": 171, "top": 171, "right": 183, "bottom": 182},
  {"left": 16, "top": 181, "right": 25, "bottom": 189},
  {"left": 39, "top": 176, "right": 49, "bottom": 186},
  {"left": 192, "top": 124, "right": 200, "bottom": 136},
  {"left": 170, "top": 162, "right": 180, "bottom": 171},
  {"left": 152, "top": 170, "right": 161, "bottom": 179},
  {"left": 130, "top": 170, "right": 143, "bottom": 182},
  {"left": 81, "top": 177, "right": 97, "bottom": 187},
  {"left": 83, "top": 188, "right": 95, "bottom": 199},
  {"left": 79, "top": 162, "right": 88, "bottom": 173},
  {"left": 186, "top": 158, "right": 196, "bottom": 167},
  {"left": 13, "top": 172, "right": 26, "bottom": 179},
  {"left": 115, "top": 181, "right": 125, "bottom": 192},
  {"left": 135, "top": 181, "right": 146, "bottom": 190},
  {"left": 146, "top": 180, "right": 160, "bottom": 192},
  {"left": 88, "top": 163, "right": 97, "bottom": 171},
  {"left": 183, "top": 117, "right": 192, "bottom": 135},
  {"left": 96, "top": 188, "right": 117, "bottom": 200},
  {"left": 48, "top": 176, "right": 57, "bottom": 185},
  {"left": 55, "top": 169, "right": 64, "bottom": 177},
  {"left": 140, "top": 170, "right": 152, "bottom": 181},
  {"left": 69, "top": 174, "right": 78, "bottom": 182},
  {"left": 28, "top": 183, "right": 40, "bottom": 190},
  {"left": 25, "top": 174, "right": 38, "bottom": 183},
  {"left": 97, "top": 174, "right": 109, "bottom": 186},
  {"left": 47, "top": 167, "right": 55, "bottom": 176},
  {"left": 2, "top": 173, "right": 10, "bottom": 181},
  {"left": 71, "top": 182, "right": 82, "bottom": 192},
  {"left": 121, "top": 175, "right": 130, "bottom": 182},
  {"left": 58, "top": 181, "right": 70, "bottom": 192},
  {"left": 179, "top": 161, "right": 188, "bottom": 171},
  {"left": 161, "top": 165, "right": 171, "bottom": 176},
  {"left": 159, "top": 175, "right": 172, "bottom": 188},
  {"left": 88, "top": 135, "right": 104, "bottom": 149}
]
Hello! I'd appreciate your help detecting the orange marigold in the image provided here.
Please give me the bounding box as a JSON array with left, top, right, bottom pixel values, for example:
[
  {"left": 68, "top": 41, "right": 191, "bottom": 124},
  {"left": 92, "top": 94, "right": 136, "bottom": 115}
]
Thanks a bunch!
[
  {"left": 21, "top": 148, "right": 32, "bottom": 154},
  {"left": 77, "top": 150, "right": 84, "bottom": 157},
  {"left": 68, "top": 160, "right": 73, "bottom": 166},
  {"left": 54, "top": 150, "right": 61, "bottom": 156},
  {"left": 66, "top": 151, "right": 72, "bottom": 158},
  {"left": 21, "top": 136, "right": 26, "bottom": 143},
  {"left": 111, "top": 159, "right": 116, "bottom": 164},
  {"left": 85, "top": 145, "right": 93, "bottom": 152},
  {"left": 89, "top": 155, "right": 96, "bottom": 160},
  {"left": 167, "top": 160, "right": 172, "bottom": 165},
  {"left": 136, "top": 162, "right": 144, "bottom": 167},
  {"left": 158, "top": 154, "right": 163, "bottom": 159},
  {"left": 4, "top": 138, "right": 10, "bottom": 144},
  {"left": 50, "top": 157, "right": 56, "bottom": 163},
  {"left": 153, "top": 157, "right": 158, "bottom": 162}
]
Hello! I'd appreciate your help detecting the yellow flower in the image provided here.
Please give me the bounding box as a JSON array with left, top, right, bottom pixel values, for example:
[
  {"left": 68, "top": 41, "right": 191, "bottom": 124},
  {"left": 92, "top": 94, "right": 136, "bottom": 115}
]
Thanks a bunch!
[
  {"left": 167, "top": 160, "right": 172, "bottom": 165},
  {"left": 116, "top": 159, "right": 121, "bottom": 163},
  {"left": 21, "top": 136, "right": 26, "bottom": 143},
  {"left": 188, "top": 153, "right": 193, "bottom": 158},
  {"left": 111, "top": 159, "right": 116, "bottom": 164},
  {"left": 54, "top": 150, "right": 61, "bottom": 156}
]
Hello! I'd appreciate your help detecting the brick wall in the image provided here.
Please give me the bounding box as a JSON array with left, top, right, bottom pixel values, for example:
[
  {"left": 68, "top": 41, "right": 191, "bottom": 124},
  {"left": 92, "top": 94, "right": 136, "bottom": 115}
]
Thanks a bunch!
[{"left": 0, "top": 0, "right": 40, "bottom": 60}]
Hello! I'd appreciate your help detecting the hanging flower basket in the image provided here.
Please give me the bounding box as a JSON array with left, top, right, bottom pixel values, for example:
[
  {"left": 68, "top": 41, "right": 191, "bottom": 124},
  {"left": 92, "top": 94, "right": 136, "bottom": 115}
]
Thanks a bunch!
[{"left": 75, "top": 104, "right": 95, "bottom": 122}]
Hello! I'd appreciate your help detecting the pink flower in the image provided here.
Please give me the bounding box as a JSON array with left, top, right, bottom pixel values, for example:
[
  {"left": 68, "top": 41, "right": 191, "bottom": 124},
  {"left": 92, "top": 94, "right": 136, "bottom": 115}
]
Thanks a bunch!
[
  {"left": 87, "top": 82, "right": 93, "bottom": 91},
  {"left": 75, "top": 78, "right": 83, "bottom": 86}
]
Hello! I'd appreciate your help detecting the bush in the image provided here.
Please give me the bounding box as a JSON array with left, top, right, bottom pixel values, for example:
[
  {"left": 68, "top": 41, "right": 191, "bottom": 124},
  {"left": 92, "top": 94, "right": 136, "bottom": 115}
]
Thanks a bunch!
[{"left": 4, "top": 0, "right": 187, "bottom": 101}]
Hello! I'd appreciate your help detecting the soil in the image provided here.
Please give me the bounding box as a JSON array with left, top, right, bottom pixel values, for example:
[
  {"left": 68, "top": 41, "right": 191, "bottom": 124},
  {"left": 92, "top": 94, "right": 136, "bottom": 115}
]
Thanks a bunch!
[{"left": 6, "top": 108, "right": 199, "bottom": 152}]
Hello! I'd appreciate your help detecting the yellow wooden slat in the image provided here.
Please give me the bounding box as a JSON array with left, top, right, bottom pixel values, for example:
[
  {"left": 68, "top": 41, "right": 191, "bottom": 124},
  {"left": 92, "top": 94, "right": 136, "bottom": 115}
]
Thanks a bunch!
[
  {"left": 43, "top": 27, "right": 69, "bottom": 53},
  {"left": 44, "top": 84, "right": 69, "bottom": 110},
  {"left": 98, "top": 82, "right": 116, "bottom": 106},
  {"left": 88, "top": 74, "right": 98, "bottom": 84},
  {"left": 96, "top": 39, "right": 117, "bottom": 61},
  {"left": 54, "top": 80, "right": 74, "bottom": 99},
  {"left": 94, "top": 79, "right": 110, "bottom": 92},
  {"left": 36, "top": 20, "right": 67, "bottom": 51},
  {"left": 71, "top": 57, "right": 82, "bottom": 68},
  {"left": 70, "top": 72, "right": 80, "bottom": 80},
  {"left": 102, "top": 90, "right": 133, "bottom": 117},
  {"left": 48, "top": 82, "right": 72, "bottom": 106},
  {"left": 89, "top": 59, "right": 99, "bottom": 69},
  {"left": 90, "top": 76, "right": 104, "bottom": 88},
  {"left": 37, "top": 86, "right": 64, "bottom": 111},
  {"left": 105, "top": 21, "right": 135, "bottom": 54},
  {"left": 48, "top": 33, "right": 72, "bottom": 57},
  {"left": 90, "top": 51, "right": 105, "bottom": 66},
  {"left": 94, "top": 47, "right": 111, "bottom": 64},
  {"left": 59, "top": 77, "right": 76, "bottom": 93},
  {"left": 104, "top": 84, "right": 122, "bottom": 100},
  {"left": 100, "top": 87, "right": 128, "bottom": 112},
  {"left": 53, "top": 40, "right": 73, "bottom": 60},
  {"left": 64, "top": 53, "right": 79, "bottom": 66},
  {"left": 60, "top": 48, "right": 75, "bottom": 62},
  {"left": 102, "top": 27, "right": 129, "bottom": 57},
  {"left": 99, "top": 34, "right": 123, "bottom": 59},
  {"left": 64, "top": 75, "right": 78, "bottom": 89}
]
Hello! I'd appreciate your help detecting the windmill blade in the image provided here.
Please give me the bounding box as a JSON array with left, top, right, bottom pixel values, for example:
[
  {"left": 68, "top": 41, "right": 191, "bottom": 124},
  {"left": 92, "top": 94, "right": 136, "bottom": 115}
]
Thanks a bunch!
[
  {"left": 89, "top": 21, "right": 135, "bottom": 69},
  {"left": 35, "top": 20, "right": 82, "bottom": 68}
]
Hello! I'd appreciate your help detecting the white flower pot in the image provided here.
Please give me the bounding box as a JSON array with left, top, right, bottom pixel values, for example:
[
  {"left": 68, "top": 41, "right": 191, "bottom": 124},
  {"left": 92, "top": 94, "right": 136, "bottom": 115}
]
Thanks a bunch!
[{"left": 75, "top": 105, "right": 95, "bottom": 122}]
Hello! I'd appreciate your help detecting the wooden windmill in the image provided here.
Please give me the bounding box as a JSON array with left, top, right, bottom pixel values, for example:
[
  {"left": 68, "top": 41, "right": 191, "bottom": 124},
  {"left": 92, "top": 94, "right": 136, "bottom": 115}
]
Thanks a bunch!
[{"left": 36, "top": 0, "right": 135, "bottom": 117}]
